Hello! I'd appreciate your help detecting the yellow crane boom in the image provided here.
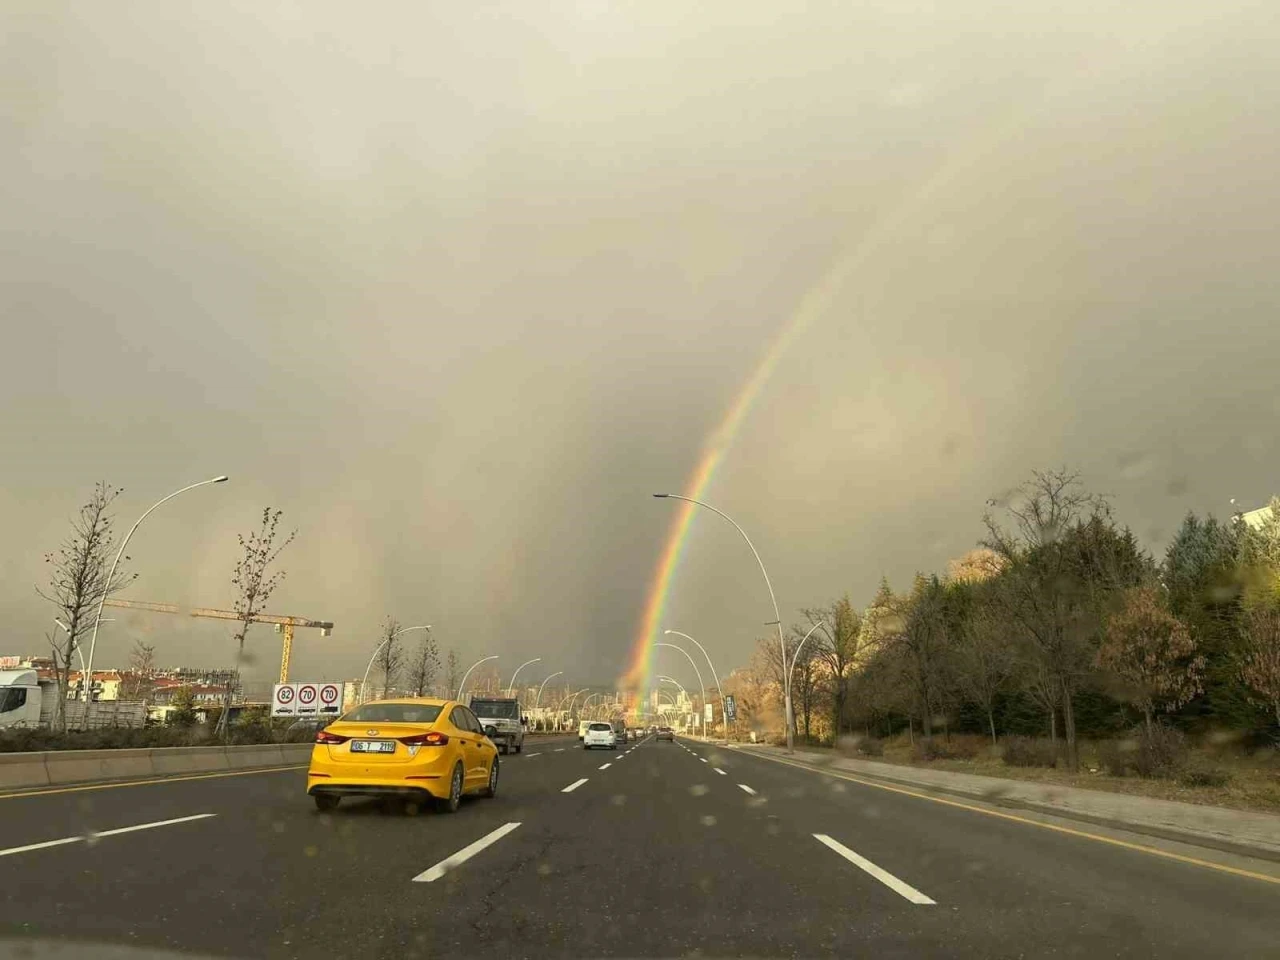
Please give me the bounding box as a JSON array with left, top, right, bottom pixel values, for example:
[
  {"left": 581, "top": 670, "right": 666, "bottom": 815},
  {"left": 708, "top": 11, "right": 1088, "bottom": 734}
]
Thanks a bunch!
[{"left": 103, "top": 598, "right": 334, "bottom": 682}]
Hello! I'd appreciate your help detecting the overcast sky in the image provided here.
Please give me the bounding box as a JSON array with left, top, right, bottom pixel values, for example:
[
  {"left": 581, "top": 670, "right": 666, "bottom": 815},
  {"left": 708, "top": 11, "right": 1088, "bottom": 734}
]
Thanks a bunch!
[{"left": 3, "top": 1, "right": 1278, "bottom": 693}]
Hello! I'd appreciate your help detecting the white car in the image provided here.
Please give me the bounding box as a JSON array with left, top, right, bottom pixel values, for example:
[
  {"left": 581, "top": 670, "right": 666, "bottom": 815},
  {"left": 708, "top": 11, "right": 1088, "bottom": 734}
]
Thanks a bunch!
[{"left": 583, "top": 721, "right": 617, "bottom": 750}]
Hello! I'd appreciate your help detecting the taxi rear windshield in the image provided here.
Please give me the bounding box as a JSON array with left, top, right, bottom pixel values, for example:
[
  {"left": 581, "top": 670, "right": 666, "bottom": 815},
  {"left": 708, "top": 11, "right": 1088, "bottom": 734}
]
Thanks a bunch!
[{"left": 342, "top": 704, "right": 443, "bottom": 724}]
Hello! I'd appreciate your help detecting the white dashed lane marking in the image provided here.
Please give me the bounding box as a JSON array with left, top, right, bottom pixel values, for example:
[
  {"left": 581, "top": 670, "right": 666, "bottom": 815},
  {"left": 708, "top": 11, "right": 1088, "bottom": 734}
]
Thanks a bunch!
[
  {"left": 738, "top": 784, "right": 757, "bottom": 796},
  {"left": 0, "top": 813, "right": 217, "bottom": 859},
  {"left": 598, "top": 763, "right": 611, "bottom": 770},
  {"left": 412, "top": 822, "right": 522, "bottom": 883},
  {"left": 813, "top": 834, "right": 936, "bottom": 905},
  {"left": 713, "top": 767, "right": 727, "bottom": 775},
  {"left": 562, "top": 778, "right": 589, "bottom": 793}
]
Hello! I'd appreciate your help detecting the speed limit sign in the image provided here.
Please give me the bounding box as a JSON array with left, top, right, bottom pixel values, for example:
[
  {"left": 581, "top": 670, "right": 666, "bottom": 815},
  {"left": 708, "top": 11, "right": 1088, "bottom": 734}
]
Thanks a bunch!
[
  {"left": 319, "top": 683, "right": 341, "bottom": 713},
  {"left": 297, "top": 684, "right": 319, "bottom": 714}
]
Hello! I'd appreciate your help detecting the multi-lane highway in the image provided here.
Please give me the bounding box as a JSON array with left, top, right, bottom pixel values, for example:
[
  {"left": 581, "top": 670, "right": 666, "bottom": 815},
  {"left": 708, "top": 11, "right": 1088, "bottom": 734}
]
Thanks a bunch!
[{"left": 2, "top": 734, "right": 1278, "bottom": 958}]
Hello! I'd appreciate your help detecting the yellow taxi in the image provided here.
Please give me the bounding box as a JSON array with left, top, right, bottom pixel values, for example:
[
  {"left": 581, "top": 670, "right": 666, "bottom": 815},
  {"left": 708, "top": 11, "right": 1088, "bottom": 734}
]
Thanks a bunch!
[{"left": 306, "top": 698, "right": 499, "bottom": 813}]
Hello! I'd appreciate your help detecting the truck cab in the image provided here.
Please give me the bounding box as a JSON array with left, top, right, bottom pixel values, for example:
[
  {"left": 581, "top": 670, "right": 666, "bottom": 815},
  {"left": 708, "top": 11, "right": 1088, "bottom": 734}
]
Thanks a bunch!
[
  {"left": 0, "top": 670, "right": 42, "bottom": 729},
  {"left": 469, "top": 696, "right": 525, "bottom": 755}
]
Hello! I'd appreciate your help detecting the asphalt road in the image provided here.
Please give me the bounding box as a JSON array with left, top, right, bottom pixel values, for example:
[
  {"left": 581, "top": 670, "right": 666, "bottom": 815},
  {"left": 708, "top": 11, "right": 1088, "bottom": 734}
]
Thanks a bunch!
[{"left": 2, "top": 734, "right": 1278, "bottom": 959}]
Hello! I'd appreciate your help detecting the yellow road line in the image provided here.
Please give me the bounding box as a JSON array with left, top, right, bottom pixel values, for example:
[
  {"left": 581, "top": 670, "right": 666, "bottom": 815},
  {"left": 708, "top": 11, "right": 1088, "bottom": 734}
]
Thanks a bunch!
[
  {"left": 0, "top": 764, "right": 307, "bottom": 801},
  {"left": 744, "top": 750, "right": 1280, "bottom": 887}
]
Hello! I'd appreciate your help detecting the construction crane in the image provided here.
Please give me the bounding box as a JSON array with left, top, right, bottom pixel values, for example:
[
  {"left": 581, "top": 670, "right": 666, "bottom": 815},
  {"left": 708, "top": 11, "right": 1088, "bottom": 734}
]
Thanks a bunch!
[{"left": 103, "top": 598, "right": 334, "bottom": 683}]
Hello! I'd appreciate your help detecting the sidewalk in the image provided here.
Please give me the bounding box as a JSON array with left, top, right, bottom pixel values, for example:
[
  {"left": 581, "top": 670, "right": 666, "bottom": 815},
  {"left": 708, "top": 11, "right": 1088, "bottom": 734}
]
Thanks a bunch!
[{"left": 736, "top": 743, "right": 1280, "bottom": 861}]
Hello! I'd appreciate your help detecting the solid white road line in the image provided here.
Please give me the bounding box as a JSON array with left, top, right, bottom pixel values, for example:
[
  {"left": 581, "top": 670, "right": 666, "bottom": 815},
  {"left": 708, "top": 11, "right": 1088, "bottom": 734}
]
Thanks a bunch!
[
  {"left": 562, "top": 778, "right": 589, "bottom": 793},
  {"left": 93, "top": 814, "right": 217, "bottom": 837},
  {"left": 598, "top": 763, "right": 612, "bottom": 770},
  {"left": 813, "top": 834, "right": 936, "bottom": 905},
  {"left": 0, "top": 813, "right": 216, "bottom": 858},
  {"left": 713, "top": 767, "right": 727, "bottom": 776},
  {"left": 737, "top": 784, "right": 757, "bottom": 795},
  {"left": 413, "top": 822, "right": 522, "bottom": 882},
  {"left": 0, "top": 837, "right": 82, "bottom": 857}
]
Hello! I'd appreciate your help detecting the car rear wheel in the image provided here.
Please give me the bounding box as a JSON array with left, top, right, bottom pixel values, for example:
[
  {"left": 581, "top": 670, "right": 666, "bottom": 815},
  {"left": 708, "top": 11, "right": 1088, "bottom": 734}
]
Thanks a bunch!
[
  {"left": 481, "top": 758, "right": 499, "bottom": 798},
  {"left": 437, "top": 762, "right": 463, "bottom": 813},
  {"left": 313, "top": 794, "right": 339, "bottom": 812}
]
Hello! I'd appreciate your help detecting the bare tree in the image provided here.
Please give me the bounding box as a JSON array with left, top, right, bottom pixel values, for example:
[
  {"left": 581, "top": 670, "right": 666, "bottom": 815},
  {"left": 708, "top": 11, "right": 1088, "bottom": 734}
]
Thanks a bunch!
[
  {"left": 982, "top": 469, "right": 1125, "bottom": 770},
  {"left": 951, "top": 586, "right": 1016, "bottom": 744},
  {"left": 804, "top": 595, "right": 865, "bottom": 738},
  {"left": 218, "top": 508, "right": 295, "bottom": 738},
  {"left": 445, "top": 649, "right": 462, "bottom": 698},
  {"left": 375, "top": 617, "right": 406, "bottom": 698},
  {"left": 406, "top": 630, "right": 441, "bottom": 697},
  {"left": 37, "top": 483, "right": 136, "bottom": 731},
  {"left": 121, "top": 639, "right": 158, "bottom": 702}
]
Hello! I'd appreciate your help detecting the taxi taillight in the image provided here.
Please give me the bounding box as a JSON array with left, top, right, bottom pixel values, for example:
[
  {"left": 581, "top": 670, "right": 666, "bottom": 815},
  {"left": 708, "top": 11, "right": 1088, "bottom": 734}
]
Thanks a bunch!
[
  {"left": 315, "top": 730, "right": 350, "bottom": 745},
  {"left": 399, "top": 731, "right": 449, "bottom": 746}
]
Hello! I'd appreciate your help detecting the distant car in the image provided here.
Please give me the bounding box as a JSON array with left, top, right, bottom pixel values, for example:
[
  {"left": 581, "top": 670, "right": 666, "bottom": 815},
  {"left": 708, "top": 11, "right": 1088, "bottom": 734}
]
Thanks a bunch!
[
  {"left": 611, "top": 719, "right": 627, "bottom": 744},
  {"left": 307, "top": 698, "right": 499, "bottom": 813},
  {"left": 583, "top": 721, "right": 617, "bottom": 750},
  {"left": 656, "top": 726, "right": 674, "bottom": 742},
  {"left": 578, "top": 719, "right": 592, "bottom": 741}
]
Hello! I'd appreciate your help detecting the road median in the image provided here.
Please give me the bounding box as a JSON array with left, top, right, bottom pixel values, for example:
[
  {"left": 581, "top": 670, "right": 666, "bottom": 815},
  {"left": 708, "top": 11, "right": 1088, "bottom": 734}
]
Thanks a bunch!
[
  {"left": 735, "top": 743, "right": 1280, "bottom": 862},
  {"left": 0, "top": 743, "right": 311, "bottom": 792}
]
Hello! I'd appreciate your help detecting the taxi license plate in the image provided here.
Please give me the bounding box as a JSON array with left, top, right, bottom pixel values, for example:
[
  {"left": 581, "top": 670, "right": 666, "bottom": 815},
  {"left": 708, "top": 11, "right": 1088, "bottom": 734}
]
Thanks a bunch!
[{"left": 351, "top": 740, "right": 396, "bottom": 754}]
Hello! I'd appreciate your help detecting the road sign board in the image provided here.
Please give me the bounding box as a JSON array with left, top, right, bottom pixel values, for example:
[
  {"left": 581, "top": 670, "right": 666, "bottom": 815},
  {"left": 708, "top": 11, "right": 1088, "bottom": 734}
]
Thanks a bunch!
[
  {"left": 319, "top": 683, "right": 341, "bottom": 713},
  {"left": 297, "top": 683, "right": 319, "bottom": 714},
  {"left": 704, "top": 702, "right": 713, "bottom": 722},
  {"left": 272, "top": 683, "right": 297, "bottom": 717},
  {"left": 724, "top": 695, "right": 737, "bottom": 722}
]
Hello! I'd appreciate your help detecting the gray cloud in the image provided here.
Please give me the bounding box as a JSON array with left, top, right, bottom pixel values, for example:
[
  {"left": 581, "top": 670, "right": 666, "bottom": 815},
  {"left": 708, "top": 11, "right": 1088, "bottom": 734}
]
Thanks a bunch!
[{"left": 3, "top": 1, "right": 1278, "bottom": 691}]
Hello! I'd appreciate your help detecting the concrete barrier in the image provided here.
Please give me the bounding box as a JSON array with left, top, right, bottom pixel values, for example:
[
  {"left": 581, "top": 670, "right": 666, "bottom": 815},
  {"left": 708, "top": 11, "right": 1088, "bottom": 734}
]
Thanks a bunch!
[
  {"left": 45, "top": 747, "right": 153, "bottom": 785},
  {"left": 149, "top": 746, "right": 231, "bottom": 776},
  {"left": 0, "top": 752, "right": 51, "bottom": 790},
  {"left": 224, "top": 744, "right": 287, "bottom": 770},
  {"left": 0, "top": 742, "right": 313, "bottom": 792}
]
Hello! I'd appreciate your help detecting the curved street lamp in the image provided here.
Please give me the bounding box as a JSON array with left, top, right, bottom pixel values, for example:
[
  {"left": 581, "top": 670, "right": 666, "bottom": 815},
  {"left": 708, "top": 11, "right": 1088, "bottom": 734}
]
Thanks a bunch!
[
  {"left": 506, "top": 657, "right": 542, "bottom": 696},
  {"left": 457, "top": 655, "right": 498, "bottom": 700},
  {"left": 664, "top": 629, "right": 726, "bottom": 741},
  {"left": 786, "top": 620, "right": 829, "bottom": 732},
  {"left": 84, "top": 476, "right": 229, "bottom": 704},
  {"left": 656, "top": 642, "right": 706, "bottom": 738},
  {"left": 533, "top": 671, "right": 563, "bottom": 710},
  {"left": 653, "top": 493, "right": 790, "bottom": 750},
  {"left": 360, "top": 624, "right": 432, "bottom": 703}
]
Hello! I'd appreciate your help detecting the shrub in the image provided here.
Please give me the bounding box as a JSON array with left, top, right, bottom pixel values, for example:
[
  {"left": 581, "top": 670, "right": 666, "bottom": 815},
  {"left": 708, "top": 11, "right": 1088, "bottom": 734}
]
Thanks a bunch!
[
  {"left": 1098, "top": 726, "right": 1189, "bottom": 778},
  {"left": 1179, "top": 767, "right": 1232, "bottom": 788},
  {"left": 1134, "top": 725, "right": 1188, "bottom": 778},
  {"left": 1002, "top": 736, "right": 1059, "bottom": 768},
  {"left": 856, "top": 738, "right": 885, "bottom": 757},
  {"left": 913, "top": 736, "right": 981, "bottom": 762}
]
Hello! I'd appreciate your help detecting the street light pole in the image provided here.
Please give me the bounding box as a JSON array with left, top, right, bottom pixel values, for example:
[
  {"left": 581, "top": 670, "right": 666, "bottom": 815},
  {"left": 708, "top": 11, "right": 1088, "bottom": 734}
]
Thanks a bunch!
[
  {"left": 653, "top": 493, "right": 790, "bottom": 751},
  {"left": 360, "top": 624, "right": 432, "bottom": 702},
  {"left": 54, "top": 617, "right": 111, "bottom": 701},
  {"left": 664, "top": 629, "right": 727, "bottom": 742},
  {"left": 84, "top": 476, "right": 229, "bottom": 711},
  {"left": 457, "top": 655, "right": 498, "bottom": 701},
  {"left": 785, "top": 620, "right": 826, "bottom": 746},
  {"left": 506, "top": 658, "right": 542, "bottom": 697},
  {"left": 533, "top": 671, "right": 563, "bottom": 730},
  {"left": 655, "top": 642, "right": 706, "bottom": 740}
]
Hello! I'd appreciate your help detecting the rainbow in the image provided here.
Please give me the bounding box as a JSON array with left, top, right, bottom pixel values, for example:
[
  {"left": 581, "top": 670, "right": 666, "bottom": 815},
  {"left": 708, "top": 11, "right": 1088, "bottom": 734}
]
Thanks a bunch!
[{"left": 619, "top": 96, "right": 1039, "bottom": 702}]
